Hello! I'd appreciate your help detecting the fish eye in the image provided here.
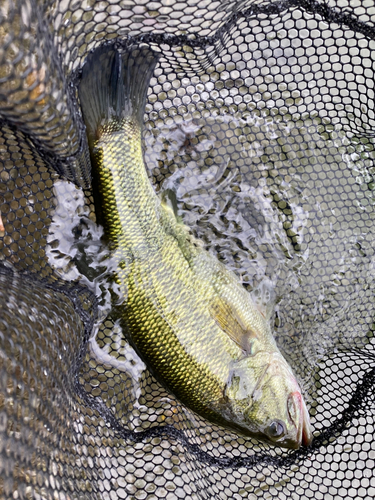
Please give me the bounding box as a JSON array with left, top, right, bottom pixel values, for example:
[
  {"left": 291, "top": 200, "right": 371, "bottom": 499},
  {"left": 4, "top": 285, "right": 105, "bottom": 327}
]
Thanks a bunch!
[{"left": 267, "top": 420, "right": 286, "bottom": 440}]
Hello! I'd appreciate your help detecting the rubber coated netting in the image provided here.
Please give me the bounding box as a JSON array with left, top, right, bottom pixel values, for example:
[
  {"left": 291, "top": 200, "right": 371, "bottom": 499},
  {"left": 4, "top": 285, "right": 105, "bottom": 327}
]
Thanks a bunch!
[{"left": 1, "top": 0, "right": 375, "bottom": 498}]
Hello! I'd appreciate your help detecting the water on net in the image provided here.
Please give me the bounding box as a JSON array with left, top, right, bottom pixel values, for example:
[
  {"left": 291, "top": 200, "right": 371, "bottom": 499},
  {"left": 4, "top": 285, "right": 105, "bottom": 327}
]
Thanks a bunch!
[{"left": 46, "top": 103, "right": 375, "bottom": 446}]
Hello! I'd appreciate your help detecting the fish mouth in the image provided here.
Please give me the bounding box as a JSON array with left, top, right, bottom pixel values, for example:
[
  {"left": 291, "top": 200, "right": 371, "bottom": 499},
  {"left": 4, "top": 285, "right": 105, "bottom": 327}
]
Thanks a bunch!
[
  {"left": 288, "top": 391, "right": 313, "bottom": 449},
  {"left": 299, "top": 396, "right": 313, "bottom": 447}
]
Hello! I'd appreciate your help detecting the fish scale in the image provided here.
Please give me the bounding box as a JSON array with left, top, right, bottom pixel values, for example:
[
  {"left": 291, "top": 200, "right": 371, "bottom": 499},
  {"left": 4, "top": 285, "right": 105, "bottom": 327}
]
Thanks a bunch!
[{"left": 78, "top": 44, "right": 313, "bottom": 449}]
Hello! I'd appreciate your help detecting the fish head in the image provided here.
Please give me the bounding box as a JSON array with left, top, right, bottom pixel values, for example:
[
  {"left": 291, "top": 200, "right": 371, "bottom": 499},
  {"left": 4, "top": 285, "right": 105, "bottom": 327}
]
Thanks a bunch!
[{"left": 224, "top": 351, "right": 313, "bottom": 449}]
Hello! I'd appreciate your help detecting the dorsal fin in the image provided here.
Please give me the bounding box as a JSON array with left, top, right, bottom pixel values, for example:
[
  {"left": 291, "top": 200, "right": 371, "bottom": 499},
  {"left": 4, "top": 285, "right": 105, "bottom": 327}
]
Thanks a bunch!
[
  {"left": 161, "top": 188, "right": 180, "bottom": 220},
  {"left": 250, "top": 278, "right": 275, "bottom": 321}
]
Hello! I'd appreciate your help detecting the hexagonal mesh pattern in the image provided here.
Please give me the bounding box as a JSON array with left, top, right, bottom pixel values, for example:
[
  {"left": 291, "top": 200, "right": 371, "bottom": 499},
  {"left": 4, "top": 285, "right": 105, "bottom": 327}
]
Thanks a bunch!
[{"left": 1, "top": 0, "right": 375, "bottom": 499}]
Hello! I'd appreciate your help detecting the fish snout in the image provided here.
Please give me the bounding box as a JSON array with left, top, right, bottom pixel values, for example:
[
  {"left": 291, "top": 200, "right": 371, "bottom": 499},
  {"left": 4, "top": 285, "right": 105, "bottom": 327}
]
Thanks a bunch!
[{"left": 287, "top": 391, "right": 313, "bottom": 448}]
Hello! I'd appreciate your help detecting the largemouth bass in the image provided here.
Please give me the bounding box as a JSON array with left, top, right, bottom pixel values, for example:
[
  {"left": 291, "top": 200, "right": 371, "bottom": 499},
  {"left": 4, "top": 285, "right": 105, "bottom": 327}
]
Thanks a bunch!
[{"left": 78, "top": 45, "right": 312, "bottom": 449}]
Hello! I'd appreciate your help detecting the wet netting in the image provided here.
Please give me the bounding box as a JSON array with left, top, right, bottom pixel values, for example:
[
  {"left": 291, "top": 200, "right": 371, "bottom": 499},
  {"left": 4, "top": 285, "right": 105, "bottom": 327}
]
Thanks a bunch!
[{"left": 1, "top": 0, "right": 375, "bottom": 498}]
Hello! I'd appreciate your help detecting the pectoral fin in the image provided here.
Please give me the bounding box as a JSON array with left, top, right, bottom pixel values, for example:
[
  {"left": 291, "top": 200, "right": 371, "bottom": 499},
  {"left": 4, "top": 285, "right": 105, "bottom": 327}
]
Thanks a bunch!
[{"left": 209, "top": 296, "right": 258, "bottom": 355}]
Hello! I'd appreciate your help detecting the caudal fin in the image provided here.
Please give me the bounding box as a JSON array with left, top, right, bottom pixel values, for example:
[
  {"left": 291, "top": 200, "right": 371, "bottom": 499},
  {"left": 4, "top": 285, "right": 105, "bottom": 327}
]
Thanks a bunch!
[{"left": 78, "top": 44, "right": 160, "bottom": 142}]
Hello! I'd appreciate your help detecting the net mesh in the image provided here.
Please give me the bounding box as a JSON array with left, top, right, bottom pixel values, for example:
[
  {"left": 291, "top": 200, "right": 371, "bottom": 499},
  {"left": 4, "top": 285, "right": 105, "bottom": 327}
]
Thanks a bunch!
[{"left": 1, "top": 0, "right": 375, "bottom": 498}]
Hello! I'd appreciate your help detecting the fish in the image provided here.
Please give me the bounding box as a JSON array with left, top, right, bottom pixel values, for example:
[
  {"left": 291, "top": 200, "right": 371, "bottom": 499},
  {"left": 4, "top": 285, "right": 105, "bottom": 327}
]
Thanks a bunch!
[{"left": 78, "top": 44, "right": 313, "bottom": 449}]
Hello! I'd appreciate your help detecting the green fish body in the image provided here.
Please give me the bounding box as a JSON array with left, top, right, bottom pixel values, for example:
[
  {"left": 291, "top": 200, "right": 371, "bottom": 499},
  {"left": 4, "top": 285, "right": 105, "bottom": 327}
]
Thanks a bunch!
[{"left": 79, "top": 46, "right": 312, "bottom": 449}]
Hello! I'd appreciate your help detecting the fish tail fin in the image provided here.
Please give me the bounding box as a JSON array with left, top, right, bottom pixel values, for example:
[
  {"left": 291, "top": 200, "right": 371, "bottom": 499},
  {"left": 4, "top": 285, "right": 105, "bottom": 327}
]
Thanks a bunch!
[{"left": 78, "top": 44, "right": 160, "bottom": 142}]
